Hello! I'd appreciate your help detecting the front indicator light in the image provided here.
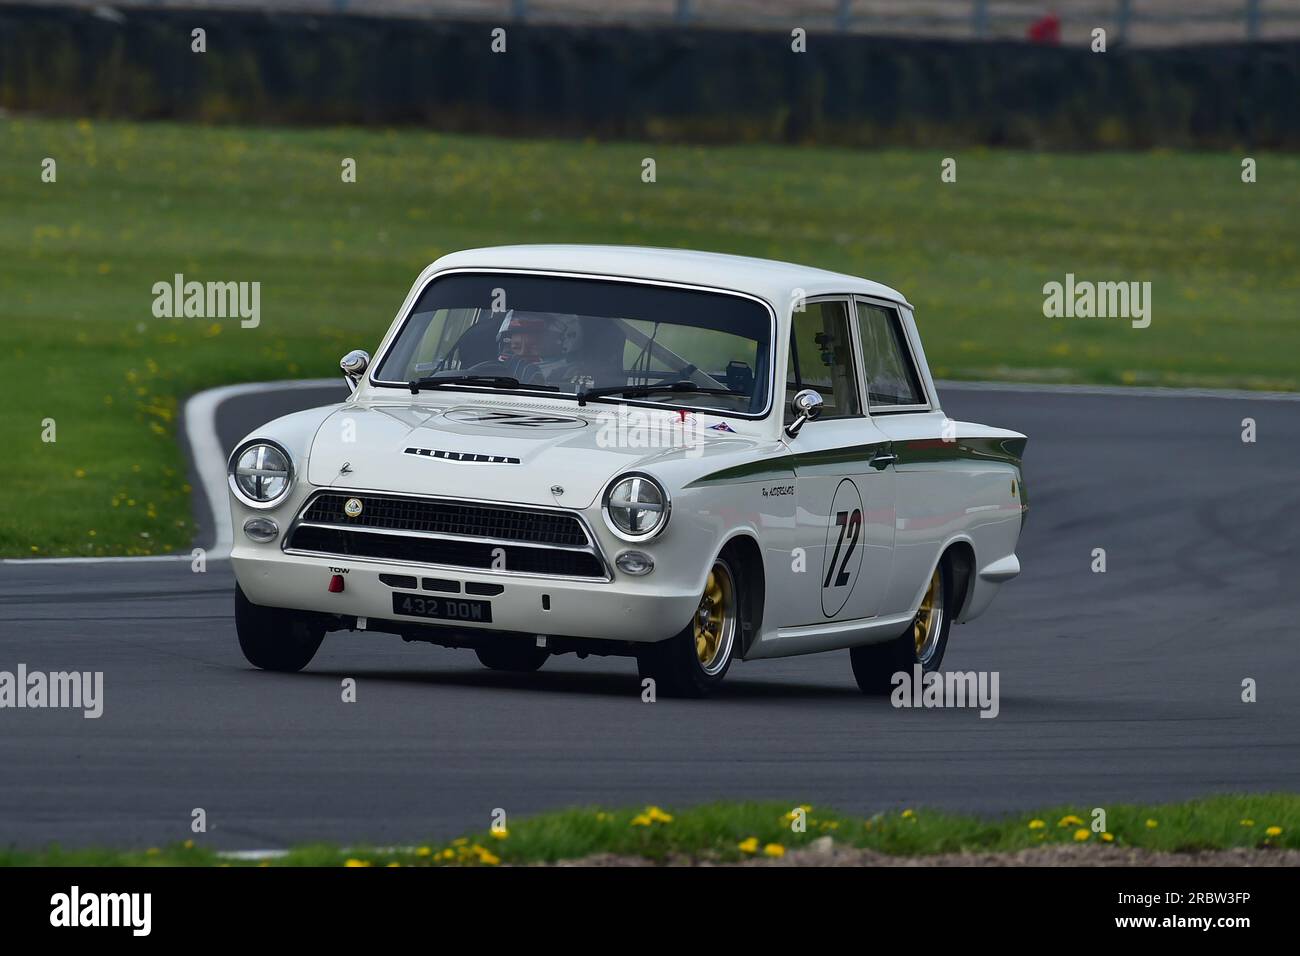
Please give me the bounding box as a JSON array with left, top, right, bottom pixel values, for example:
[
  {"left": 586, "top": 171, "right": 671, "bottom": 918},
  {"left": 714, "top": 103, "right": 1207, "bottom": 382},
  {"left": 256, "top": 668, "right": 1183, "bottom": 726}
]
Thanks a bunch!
[
  {"left": 243, "top": 516, "right": 279, "bottom": 543},
  {"left": 615, "top": 551, "right": 655, "bottom": 576}
]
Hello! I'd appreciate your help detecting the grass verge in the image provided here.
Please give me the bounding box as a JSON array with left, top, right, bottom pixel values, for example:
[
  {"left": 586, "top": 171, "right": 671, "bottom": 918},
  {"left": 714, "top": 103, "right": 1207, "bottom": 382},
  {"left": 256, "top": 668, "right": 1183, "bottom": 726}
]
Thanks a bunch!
[
  {"left": 3, "top": 794, "right": 1296, "bottom": 866},
  {"left": 4, "top": 117, "right": 1297, "bottom": 555}
]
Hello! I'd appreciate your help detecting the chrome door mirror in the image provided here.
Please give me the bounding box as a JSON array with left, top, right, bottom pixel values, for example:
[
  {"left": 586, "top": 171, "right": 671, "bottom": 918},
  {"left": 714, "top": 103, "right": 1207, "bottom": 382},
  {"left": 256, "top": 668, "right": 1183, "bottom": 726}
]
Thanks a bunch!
[
  {"left": 340, "top": 350, "right": 370, "bottom": 393},
  {"left": 785, "top": 388, "right": 824, "bottom": 438}
]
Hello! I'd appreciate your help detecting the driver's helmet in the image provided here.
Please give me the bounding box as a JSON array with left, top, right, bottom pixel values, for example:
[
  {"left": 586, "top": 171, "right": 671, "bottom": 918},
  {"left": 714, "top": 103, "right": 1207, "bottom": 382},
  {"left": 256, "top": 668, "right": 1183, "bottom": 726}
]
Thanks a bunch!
[{"left": 495, "top": 311, "right": 583, "bottom": 365}]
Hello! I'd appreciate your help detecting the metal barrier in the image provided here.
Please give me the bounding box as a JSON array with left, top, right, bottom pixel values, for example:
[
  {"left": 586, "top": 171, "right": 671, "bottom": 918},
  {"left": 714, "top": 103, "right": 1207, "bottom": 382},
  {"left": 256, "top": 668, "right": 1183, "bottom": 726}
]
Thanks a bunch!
[{"left": 15, "top": 0, "right": 1300, "bottom": 44}]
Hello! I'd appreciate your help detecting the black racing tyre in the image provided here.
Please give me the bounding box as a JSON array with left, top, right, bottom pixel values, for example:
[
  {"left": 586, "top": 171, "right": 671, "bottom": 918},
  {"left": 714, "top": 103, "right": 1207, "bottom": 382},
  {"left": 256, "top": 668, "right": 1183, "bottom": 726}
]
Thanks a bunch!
[
  {"left": 850, "top": 555, "right": 953, "bottom": 695},
  {"left": 235, "top": 584, "right": 325, "bottom": 673},
  {"left": 637, "top": 555, "right": 741, "bottom": 698},
  {"left": 475, "top": 641, "right": 549, "bottom": 673}
]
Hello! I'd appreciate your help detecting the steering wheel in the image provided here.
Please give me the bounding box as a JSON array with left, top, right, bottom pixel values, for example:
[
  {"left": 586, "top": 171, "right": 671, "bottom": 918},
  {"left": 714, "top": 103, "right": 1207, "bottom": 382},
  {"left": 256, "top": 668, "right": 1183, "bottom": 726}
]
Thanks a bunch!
[{"left": 463, "top": 358, "right": 546, "bottom": 385}]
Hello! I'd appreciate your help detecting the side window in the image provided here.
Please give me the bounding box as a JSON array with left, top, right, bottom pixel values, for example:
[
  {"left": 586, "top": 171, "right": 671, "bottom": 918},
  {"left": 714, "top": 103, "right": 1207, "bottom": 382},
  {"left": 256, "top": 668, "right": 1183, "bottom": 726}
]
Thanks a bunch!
[
  {"left": 785, "top": 300, "right": 861, "bottom": 423},
  {"left": 855, "top": 302, "right": 925, "bottom": 409}
]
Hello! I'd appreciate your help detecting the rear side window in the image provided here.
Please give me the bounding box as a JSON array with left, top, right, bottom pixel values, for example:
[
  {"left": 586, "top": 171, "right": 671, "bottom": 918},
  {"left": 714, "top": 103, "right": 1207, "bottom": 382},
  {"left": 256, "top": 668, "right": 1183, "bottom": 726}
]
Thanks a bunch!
[{"left": 855, "top": 302, "right": 925, "bottom": 409}]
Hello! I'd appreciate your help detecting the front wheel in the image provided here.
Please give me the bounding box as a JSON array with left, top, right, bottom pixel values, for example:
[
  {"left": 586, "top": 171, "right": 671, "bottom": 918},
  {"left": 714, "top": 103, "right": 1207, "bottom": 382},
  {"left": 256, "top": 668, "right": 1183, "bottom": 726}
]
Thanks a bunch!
[
  {"left": 235, "top": 584, "right": 325, "bottom": 673},
  {"left": 850, "top": 557, "right": 952, "bottom": 695},
  {"left": 637, "top": 555, "right": 741, "bottom": 698}
]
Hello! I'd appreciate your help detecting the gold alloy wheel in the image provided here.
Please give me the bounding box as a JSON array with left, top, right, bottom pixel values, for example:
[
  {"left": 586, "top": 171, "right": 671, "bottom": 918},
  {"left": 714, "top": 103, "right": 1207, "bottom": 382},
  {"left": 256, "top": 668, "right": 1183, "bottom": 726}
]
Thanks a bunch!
[
  {"left": 912, "top": 568, "right": 944, "bottom": 663},
  {"left": 693, "top": 560, "right": 737, "bottom": 676}
]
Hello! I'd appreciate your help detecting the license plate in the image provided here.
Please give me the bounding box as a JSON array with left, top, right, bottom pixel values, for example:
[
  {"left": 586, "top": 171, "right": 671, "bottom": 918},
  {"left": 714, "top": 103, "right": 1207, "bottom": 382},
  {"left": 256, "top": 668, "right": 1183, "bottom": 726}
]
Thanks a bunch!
[{"left": 391, "top": 592, "right": 493, "bottom": 624}]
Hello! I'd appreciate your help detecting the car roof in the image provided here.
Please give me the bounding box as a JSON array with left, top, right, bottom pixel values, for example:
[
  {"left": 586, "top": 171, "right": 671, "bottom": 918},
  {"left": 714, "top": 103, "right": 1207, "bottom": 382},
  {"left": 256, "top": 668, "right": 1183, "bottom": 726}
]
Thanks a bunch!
[{"left": 421, "top": 244, "right": 912, "bottom": 312}]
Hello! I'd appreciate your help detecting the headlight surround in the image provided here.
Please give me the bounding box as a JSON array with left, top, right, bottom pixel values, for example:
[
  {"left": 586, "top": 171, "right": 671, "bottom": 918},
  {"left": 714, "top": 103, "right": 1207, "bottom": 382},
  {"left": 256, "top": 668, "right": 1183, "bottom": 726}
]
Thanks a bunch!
[
  {"left": 228, "top": 439, "right": 295, "bottom": 508},
  {"left": 602, "top": 472, "right": 670, "bottom": 541}
]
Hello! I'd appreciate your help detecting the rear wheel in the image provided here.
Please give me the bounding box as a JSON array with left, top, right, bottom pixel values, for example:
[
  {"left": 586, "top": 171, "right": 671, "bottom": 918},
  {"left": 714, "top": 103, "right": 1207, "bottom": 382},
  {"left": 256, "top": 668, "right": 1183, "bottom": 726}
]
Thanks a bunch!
[
  {"left": 475, "top": 641, "right": 549, "bottom": 673},
  {"left": 850, "top": 557, "right": 952, "bottom": 694},
  {"left": 235, "top": 584, "right": 325, "bottom": 673},
  {"left": 638, "top": 555, "right": 740, "bottom": 698}
]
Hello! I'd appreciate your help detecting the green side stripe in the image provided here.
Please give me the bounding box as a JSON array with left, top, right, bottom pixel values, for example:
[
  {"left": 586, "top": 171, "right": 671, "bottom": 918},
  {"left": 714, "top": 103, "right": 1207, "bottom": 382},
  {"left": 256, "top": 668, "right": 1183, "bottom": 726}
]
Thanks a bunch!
[{"left": 686, "top": 436, "right": 1025, "bottom": 487}]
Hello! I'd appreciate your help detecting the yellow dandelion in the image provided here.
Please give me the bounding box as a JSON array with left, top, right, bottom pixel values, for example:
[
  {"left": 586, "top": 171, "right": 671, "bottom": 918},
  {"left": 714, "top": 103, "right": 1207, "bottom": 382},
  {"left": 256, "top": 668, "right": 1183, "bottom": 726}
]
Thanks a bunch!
[
  {"left": 1073, "top": 829, "right": 1090, "bottom": 842},
  {"left": 901, "top": 809, "right": 915, "bottom": 819},
  {"left": 645, "top": 806, "right": 674, "bottom": 823},
  {"left": 737, "top": 837, "right": 759, "bottom": 854},
  {"left": 344, "top": 859, "right": 371, "bottom": 867},
  {"left": 387, "top": 862, "right": 401, "bottom": 868},
  {"left": 1028, "top": 819, "right": 1046, "bottom": 830},
  {"left": 478, "top": 851, "right": 500, "bottom": 866},
  {"left": 1145, "top": 819, "right": 1158, "bottom": 829},
  {"left": 630, "top": 814, "right": 652, "bottom": 827},
  {"left": 1057, "top": 815, "right": 1084, "bottom": 828},
  {"left": 490, "top": 828, "right": 509, "bottom": 840},
  {"left": 1266, "top": 826, "right": 1283, "bottom": 837},
  {"left": 183, "top": 839, "right": 194, "bottom": 849},
  {"left": 416, "top": 846, "right": 432, "bottom": 857},
  {"left": 1101, "top": 832, "right": 1115, "bottom": 843},
  {"left": 763, "top": 843, "right": 785, "bottom": 858}
]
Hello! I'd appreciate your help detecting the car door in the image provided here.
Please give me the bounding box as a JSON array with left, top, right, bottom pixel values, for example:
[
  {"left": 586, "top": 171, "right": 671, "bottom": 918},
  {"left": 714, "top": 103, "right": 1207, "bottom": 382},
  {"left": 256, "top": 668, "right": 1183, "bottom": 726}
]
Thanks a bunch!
[
  {"left": 853, "top": 296, "right": 936, "bottom": 618},
  {"left": 781, "top": 297, "right": 896, "bottom": 627}
]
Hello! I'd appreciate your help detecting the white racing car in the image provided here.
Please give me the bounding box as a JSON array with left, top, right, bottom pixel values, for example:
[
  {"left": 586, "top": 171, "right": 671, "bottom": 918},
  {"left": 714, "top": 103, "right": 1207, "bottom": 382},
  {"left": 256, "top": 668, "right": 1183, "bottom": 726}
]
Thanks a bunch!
[{"left": 228, "top": 245, "right": 1027, "bottom": 696}]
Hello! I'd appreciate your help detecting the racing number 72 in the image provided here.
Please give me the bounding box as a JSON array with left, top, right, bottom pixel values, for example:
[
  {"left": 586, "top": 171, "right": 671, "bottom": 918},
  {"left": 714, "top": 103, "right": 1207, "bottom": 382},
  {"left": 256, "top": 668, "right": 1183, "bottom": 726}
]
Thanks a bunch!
[{"left": 823, "top": 509, "right": 863, "bottom": 589}]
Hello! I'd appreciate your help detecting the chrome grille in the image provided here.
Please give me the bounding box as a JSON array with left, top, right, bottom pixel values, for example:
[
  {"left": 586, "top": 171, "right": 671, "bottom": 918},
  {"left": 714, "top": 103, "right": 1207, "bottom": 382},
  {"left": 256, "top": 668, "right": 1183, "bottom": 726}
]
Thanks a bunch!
[
  {"left": 301, "top": 492, "right": 587, "bottom": 546},
  {"left": 285, "top": 490, "right": 607, "bottom": 580}
]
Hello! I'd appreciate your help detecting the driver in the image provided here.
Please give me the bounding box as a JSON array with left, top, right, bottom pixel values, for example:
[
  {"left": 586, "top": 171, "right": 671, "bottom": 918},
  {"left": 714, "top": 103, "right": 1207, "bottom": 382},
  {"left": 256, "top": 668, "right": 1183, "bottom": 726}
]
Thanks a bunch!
[{"left": 494, "top": 311, "right": 594, "bottom": 388}]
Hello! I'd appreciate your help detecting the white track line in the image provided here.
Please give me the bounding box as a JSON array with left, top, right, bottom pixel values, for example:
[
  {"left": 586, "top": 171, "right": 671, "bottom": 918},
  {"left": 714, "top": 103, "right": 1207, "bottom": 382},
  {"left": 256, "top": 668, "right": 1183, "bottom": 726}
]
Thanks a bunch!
[
  {"left": 3, "top": 376, "right": 1295, "bottom": 566},
  {"left": 217, "top": 849, "right": 292, "bottom": 861},
  {"left": 936, "top": 380, "right": 1300, "bottom": 402},
  {"left": 183, "top": 378, "right": 340, "bottom": 561},
  {"left": 3, "top": 378, "right": 339, "bottom": 566}
]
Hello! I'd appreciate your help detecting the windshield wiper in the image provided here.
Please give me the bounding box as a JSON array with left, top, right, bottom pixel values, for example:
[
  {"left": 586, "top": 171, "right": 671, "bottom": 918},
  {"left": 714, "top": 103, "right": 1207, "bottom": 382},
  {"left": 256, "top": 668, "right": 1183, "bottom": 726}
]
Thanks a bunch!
[
  {"left": 576, "top": 381, "right": 741, "bottom": 407},
  {"left": 408, "top": 374, "right": 559, "bottom": 394}
]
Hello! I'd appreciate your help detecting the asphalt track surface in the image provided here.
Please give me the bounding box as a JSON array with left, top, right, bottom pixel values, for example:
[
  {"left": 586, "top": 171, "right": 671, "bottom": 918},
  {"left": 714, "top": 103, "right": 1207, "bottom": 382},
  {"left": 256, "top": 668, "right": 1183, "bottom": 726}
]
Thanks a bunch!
[{"left": 2, "top": 384, "right": 1298, "bottom": 850}]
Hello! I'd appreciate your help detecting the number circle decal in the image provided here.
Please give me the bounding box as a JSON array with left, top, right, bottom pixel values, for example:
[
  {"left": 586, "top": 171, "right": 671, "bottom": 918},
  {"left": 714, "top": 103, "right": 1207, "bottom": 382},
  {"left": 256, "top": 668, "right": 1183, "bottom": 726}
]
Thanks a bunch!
[{"left": 820, "top": 478, "right": 865, "bottom": 617}]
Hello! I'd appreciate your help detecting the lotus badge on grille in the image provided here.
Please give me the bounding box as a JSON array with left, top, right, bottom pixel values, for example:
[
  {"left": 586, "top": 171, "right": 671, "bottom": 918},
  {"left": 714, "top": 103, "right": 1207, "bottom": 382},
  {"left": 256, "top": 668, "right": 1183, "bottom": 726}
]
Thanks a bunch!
[{"left": 343, "top": 498, "right": 364, "bottom": 518}]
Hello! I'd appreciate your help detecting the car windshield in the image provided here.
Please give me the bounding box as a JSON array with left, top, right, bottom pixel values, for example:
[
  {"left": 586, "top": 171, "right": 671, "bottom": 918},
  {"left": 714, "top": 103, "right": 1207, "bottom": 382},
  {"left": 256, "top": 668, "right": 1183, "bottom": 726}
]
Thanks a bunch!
[{"left": 372, "top": 273, "right": 773, "bottom": 415}]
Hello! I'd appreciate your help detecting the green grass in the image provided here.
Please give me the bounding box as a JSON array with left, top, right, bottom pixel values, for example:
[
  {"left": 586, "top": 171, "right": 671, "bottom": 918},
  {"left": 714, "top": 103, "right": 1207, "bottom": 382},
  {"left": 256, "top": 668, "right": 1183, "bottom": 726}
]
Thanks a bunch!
[
  {"left": 3, "top": 117, "right": 1297, "bottom": 556},
  {"left": 2, "top": 795, "right": 1296, "bottom": 866}
]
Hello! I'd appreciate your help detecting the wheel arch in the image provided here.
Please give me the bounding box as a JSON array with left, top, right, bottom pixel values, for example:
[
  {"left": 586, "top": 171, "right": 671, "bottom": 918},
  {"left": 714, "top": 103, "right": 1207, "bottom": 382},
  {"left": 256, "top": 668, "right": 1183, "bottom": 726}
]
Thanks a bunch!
[
  {"left": 717, "top": 532, "right": 766, "bottom": 659},
  {"left": 938, "top": 537, "right": 977, "bottom": 622}
]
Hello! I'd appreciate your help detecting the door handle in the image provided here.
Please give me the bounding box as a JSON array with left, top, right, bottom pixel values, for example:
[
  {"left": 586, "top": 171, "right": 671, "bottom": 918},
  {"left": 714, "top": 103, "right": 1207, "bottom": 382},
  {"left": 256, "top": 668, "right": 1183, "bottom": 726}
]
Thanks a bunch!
[{"left": 869, "top": 450, "right": 897, "bottom": 470}]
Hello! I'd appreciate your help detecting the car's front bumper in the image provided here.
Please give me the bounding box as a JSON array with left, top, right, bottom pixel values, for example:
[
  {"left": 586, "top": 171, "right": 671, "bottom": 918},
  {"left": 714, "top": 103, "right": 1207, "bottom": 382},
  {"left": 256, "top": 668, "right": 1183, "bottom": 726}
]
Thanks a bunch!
[{"left": 231, "top": 547, "right": 700, "bottom": 644}]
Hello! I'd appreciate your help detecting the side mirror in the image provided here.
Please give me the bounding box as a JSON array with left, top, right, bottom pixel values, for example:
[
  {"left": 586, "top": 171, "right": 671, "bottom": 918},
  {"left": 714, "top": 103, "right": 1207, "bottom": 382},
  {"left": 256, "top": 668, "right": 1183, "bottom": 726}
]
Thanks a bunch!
[
  {"left": 340, "top": 349, "right": 370, "bottom": 393},
  {"left": 785, "top": 388, "right": 824, "bottom": 438}
]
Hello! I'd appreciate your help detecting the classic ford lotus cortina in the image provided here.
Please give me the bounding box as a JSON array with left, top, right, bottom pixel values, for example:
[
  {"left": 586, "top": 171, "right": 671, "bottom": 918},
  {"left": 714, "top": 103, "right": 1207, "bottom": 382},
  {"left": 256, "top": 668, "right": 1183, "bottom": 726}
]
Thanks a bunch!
[{"left": 228, "top": 245, "right": 1027, "bottom": 696}]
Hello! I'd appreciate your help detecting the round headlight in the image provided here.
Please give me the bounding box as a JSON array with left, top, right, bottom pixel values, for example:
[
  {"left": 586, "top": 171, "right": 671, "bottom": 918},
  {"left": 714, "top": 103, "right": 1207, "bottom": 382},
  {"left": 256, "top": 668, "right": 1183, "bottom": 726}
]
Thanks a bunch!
[
  {"left": 229, "top": 440, "right": 294, "bottom": 507},
  {"left": 603, "top": 473, "right": 669, "bottom": 540}
]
